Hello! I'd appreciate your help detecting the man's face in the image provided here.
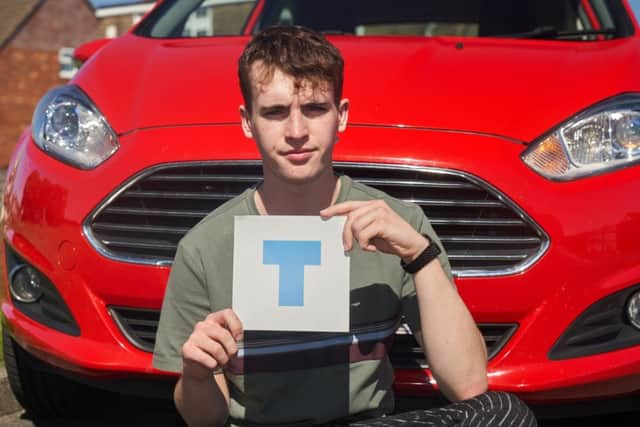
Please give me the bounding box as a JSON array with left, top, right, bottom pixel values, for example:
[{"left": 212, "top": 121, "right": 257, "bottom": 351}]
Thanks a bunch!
[{"left": 240, "top": 63, "right": 348, "bottom": 185}]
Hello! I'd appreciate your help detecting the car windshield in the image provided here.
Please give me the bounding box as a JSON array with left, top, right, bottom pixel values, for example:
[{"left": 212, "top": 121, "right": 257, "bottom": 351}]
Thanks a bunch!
[{"left": 135, "top": 0, "right": 633, "bottom": 41}]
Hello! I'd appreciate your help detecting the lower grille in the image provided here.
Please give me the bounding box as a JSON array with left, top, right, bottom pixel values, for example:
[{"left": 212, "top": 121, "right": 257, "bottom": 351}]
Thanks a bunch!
[
  {"left": 6, "top": 243, "right": 80, "bottom": 337},
  {"left": 549, "top": 284, "right": 640, "bottom": 360},
  {"left": 87, "top": 161, "right": 547, "bottom": 277},
  {"left": 110, "top": 306, "right": 516, "bottom": 362},
  {"left": 110, "top": 307, "right": 159, "bottom": 353},
  {"left": 391, "top": 323, "right": 517, "bottom": 368}
]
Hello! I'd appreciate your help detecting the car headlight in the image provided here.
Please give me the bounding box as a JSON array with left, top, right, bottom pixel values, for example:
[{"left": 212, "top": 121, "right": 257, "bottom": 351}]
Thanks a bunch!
[
  {"left": 522, "top": 94, "right": 640, "bottom": 180},
  {"left": 32, "top": 85, "right": 118, "bottom": 169}
]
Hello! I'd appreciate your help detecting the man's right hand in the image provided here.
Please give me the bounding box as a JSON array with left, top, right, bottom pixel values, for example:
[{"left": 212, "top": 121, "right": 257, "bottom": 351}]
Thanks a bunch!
[{"left": 181, "top": 308, "right": 244, "bottom": 380}]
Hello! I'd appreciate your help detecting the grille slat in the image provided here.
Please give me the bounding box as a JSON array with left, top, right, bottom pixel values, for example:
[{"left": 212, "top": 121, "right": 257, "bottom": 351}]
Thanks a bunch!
[
  {"left": 403, "top": 198, "right": 504, "bottom": 208},
  {"left": 147, "top": 174, "right": 262, "bottom": 183},
  {"left": 104, "top": 207, "right": 210, "bottom": 218},
  {"left": 440, "top": 236, "right": 540, "bottom": 244},
  {"left": 124, "top": 319, "right": 158, "bottom": 327},
  {"left": 581, "top": 308, "right": 619, "bottom": 326},
  {"left": 429, "top": 218, "right": 526, "bottom": 226},
  {"left": 88, "top": 162, "right": 547, "bottom": 276},
  {"left": 93, "top": 222, "right": 191, "bottom": 234},
  {"left": 565, "top": 325, "right": 623, "bottom": 346},
  {"left": 356, "top": 178, "right": 477, "bottom": 190},
  {"left": 123, "top": 190, "right": 235, "bottom": 200},
  {"left": 134, "top": 330, "right": 159, "bottom": 340},
  {"left": 447, "top": 251, "right": 529, "bottom": 261},
  {"left": 102, "top": 238, "right": 176, "bottom": 251}
]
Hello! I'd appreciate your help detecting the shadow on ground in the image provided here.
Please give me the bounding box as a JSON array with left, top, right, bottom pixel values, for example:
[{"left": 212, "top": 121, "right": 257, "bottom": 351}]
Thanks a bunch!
[
  {"left": 4, "top": 395, "right": 639, "bottom": 427},
  {"left": 6, "top": 396, "right": 186, "bottom": 427}
]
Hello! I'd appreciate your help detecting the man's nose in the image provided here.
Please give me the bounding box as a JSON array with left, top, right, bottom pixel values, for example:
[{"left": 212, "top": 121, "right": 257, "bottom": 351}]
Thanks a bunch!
[{"left": 285, "top": 109, "right": 308, "bottom": 140}]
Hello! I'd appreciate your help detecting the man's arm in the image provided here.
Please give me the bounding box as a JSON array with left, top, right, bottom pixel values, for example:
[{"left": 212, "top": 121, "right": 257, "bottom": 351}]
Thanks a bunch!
[
  {"left": 410, "top": 251, "right": 488, "bottom": 401},
  {"left": 154, "top": 241, "right": 243, "bottom": 426},
  {"left": 320, "top": 200, "right": 488, "bottom": 402},
  {"left": 175, "top": 309, "right": 244, "bottom": 427},
  {"left": 175, "top": 372, "right": 229, "bottom": 427}
]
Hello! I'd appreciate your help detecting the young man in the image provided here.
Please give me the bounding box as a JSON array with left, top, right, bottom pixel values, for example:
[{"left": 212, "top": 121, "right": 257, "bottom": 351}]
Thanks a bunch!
[{"left": 153, "top": 26, "right": 536, "bottom": 426}]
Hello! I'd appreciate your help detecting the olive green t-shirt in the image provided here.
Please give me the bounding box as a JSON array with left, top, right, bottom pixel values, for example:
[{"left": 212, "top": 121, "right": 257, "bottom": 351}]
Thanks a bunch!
[{"left": 153, "top": 175, "right": 452, "bottom": 425}]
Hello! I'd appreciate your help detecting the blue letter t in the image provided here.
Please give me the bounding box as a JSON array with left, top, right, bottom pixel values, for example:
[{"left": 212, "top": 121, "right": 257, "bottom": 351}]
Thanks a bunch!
[{"left": 263, "top": 240, "right": 321, "bottom": 306}]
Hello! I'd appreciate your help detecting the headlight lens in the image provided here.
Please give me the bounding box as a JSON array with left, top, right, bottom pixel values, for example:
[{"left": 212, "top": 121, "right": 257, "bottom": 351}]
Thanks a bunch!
[
  {"left": 522, "top": 94, "right": 640, "bottom": 180},
  {"left": 32, "top": 85, "right": 118, "bottom": 169}
]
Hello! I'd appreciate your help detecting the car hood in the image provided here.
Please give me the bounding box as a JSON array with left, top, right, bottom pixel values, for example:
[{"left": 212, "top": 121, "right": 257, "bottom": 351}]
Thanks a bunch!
[{"left": 74, "top": 34, "right": 640, "bottom": 143}]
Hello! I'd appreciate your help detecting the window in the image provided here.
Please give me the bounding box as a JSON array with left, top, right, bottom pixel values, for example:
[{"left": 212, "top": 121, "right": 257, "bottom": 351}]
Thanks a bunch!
[
  {"left": 141, "top": 0, "right": 257, "bottom": 37},
  {"left": 138, "top": 0, "right": 629, "bottom": 40},
  {"left": 105, "top": 24, "right": 118, "bottom": 38},
  {"left": 629, "top": 0, "right": 640, "bottom": 20},
  {"left": 183, "top": 6, "right": 213, "bottom": 36},
  {"left": 180, "top": 0, "right": 256, "bottom": 37}
]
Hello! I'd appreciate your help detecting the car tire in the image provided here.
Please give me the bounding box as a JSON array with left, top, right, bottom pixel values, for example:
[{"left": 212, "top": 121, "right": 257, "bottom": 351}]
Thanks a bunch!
[{"left": 2, "top": 326, "right": 115, "bottom": 417}]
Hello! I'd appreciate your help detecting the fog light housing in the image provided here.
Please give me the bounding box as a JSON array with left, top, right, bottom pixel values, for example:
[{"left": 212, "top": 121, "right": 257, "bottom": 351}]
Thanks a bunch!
[
  {"left": 9, "top": 265, "right": 43, "bottom": 303},
  {"left": 627, "top": 291, "right": 640, "bottom": 329}
]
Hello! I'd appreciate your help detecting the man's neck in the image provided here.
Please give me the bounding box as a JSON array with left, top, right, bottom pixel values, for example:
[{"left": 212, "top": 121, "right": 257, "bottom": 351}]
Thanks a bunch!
[{"left": 255, "top": 170, "right": 341, "bottom": 215}]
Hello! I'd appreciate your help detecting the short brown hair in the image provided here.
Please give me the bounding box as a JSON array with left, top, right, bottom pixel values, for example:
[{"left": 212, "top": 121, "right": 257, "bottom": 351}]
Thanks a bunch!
[{"left": 238, "top": 26, "right": 344, "bottom": 111}]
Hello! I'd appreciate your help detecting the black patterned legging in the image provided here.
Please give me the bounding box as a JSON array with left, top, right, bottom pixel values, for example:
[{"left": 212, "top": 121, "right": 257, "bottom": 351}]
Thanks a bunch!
[{"left": 349, "top": 392, "right": 537, "bottom": 427}]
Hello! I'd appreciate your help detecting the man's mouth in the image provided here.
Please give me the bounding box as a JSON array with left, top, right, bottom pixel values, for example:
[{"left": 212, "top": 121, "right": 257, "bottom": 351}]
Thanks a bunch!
[{"left": 282, "top": 148, "right": 315, "bottom": 163}]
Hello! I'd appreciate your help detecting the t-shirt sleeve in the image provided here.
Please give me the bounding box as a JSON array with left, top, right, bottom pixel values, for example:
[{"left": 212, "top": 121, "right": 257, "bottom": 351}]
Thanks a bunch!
[
  {"left": 400, "top": 205, "right": 454, "bottom": 337},
  {"left": 153, "top": 241, "right": 211, "bottom": 373}
]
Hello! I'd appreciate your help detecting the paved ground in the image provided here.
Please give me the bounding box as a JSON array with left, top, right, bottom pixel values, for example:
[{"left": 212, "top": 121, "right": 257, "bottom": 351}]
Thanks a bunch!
[
  {"left": 0, "top": 407, "right": 636, "bottom": 426},
  {"left": 0, "top": 388, "right": 637, "bottom": 427},
  {"left": 0, "top": 370, "right": 21, "bottom": 417},
  {"left": 0, "top": 396, "right": 185, "bottom": 427}
]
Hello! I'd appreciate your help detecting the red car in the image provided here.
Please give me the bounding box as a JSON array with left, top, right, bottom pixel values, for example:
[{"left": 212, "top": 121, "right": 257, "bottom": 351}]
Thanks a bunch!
[{"left": 2, "top": 0, "right": 640, "bottom": 417}]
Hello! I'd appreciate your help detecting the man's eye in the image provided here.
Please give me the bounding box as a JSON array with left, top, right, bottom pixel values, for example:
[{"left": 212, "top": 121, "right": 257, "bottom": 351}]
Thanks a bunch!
[
  {"left": 303, "top": 105, "right": 329, "bottom": 117},
  {"left": 263, "top": 109, "right": 287, "bottom": 119}
]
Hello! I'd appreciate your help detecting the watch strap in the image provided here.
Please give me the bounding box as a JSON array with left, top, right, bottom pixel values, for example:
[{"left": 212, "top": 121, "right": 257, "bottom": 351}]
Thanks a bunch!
[{"left": 401, "top": 234, "right": 442, "bottom": 274}]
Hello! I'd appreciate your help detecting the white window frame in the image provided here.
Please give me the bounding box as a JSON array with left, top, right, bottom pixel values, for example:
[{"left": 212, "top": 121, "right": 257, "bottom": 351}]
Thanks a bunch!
[{"left": 58, "top": 47, "right": 77, "bottom": 80}]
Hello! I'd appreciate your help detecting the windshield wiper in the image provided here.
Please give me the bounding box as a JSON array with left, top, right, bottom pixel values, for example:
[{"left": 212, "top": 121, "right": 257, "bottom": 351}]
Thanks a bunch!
[{"left": 499, "top": 26, "right": 617, "bottom": 40}]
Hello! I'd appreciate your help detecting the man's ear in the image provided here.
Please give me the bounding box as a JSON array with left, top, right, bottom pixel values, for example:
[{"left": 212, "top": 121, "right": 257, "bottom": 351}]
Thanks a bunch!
[
  {"left": 239, "top": 105, "right": 253, "bottom": 138},
  {"left": 337, "top": 99, "right": 349, "bottom": 132}
]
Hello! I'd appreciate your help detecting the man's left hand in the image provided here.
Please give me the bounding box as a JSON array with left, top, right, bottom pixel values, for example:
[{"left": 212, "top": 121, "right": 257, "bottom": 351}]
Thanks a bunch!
[{"left": 320, "top": 200, "right": 427, "bottom": 263}]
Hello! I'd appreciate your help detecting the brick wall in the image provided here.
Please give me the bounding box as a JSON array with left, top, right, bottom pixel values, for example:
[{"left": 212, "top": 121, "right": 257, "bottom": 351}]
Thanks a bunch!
[
  {"left": 0, "top": 0, "right": 99, "bottom": 166},
  {"left": 10, "top": 0, "right": 99, "bottom": 50},
  {"left": 0, "top": 47, "right": 63, "bottom": 165}
]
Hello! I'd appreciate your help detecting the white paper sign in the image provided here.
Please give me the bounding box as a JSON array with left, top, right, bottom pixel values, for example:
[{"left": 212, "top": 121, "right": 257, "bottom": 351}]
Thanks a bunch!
[{"left": 233, "top": 215, "right": 349, "bottom": 332}]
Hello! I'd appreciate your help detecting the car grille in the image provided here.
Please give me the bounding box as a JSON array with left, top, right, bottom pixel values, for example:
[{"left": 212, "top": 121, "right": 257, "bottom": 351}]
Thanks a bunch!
[
  {"left": 391, "top": 323, "right": 517, "bottom": 367},
  {"left": 549, "top": 283, "right": 640, "bottom": 360},
  {"left": 86, "top": 161, "right": 547, "bottom": 276},
  {"left": 109, "top": 306, "right": 517, "bottom": 361},
  {"left": 109, "top": 307, "right": 159, "bottom": 353}
]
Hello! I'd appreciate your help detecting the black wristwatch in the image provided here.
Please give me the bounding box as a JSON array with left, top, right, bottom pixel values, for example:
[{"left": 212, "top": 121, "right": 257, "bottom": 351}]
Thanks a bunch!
[{"left": 401, "top": 234, "right": 442, "bottom": 274}]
